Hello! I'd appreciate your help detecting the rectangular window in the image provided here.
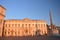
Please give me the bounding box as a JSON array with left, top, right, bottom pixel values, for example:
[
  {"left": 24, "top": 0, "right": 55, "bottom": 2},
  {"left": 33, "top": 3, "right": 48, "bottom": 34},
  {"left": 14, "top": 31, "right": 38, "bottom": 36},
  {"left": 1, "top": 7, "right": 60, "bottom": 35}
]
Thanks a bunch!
[
  {"left": 6, "top": 24, "right": 7, "bottom": 27},
  {"left": 18, "top": 24, "right": 20, "bottom": 27},
  {"left": 29, "top": 24, "right": 30, "bottom": 27},
  {"left": 12, "top": 24, "right": 14, "bottom": 26},
  {"left": 9, "top": 24, "right": 10, "bottom": 27},
  {"left": 0, "top": 19, "right": 2, "bottom": 23},
  {"left": 15, "top": 24, "right": 17, "bottom": 27},
  {"left": 25, "top": 24, "right": 27, "bottom": 26},
  {"left": 44, "top": 24, "right": 45, "bottom": 27},
  {"left": 8, "top": 29, "right": 10, "bottom": 31},
  {"left": 11, "top": 30, "right": 14, "bottom": 35},
  {"left": 18, "top": 31, "right": 20, "bottom": 34},
  {"left": 32, "top": 24, "right": 34, "bottom": 26},
  {"left": 38, "top": 24, "right": 40, "bottom": 27},
  {"left": 39, "top": 24, "right": 41, "bottom": 27},
  {"left": 15, "top": 32, "right": 17, "bottom": 35},
  {"left": 5, "top": 31, "right": 6, "bottom": 35},
  {"left": 8, "top": 32, "right": 10, "bottom": 34},
  {"left": 41, "top": 24, "right": 43, "bottom": 27},
  {"left": 22, "top": 24, "right": 24, "bottom": 27}
]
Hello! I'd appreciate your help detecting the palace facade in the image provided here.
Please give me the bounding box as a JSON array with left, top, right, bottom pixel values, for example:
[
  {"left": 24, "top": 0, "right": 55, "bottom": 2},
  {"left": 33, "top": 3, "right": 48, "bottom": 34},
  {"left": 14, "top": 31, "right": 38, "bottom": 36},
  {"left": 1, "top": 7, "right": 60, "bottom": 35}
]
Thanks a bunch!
[
  {"left": 0, "top": 5, "right": 59, "bottom": 37},
  {"left": 4, "top": 19, "right": 47, "bottom": 36}
]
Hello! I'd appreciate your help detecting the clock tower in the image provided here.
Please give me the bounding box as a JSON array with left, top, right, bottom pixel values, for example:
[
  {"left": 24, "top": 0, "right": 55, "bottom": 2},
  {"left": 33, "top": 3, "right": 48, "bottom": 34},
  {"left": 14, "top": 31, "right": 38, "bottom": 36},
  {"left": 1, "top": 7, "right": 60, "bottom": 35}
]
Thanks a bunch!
[{"left": 0, "top": 5, "right": 6, "bottom": 36}]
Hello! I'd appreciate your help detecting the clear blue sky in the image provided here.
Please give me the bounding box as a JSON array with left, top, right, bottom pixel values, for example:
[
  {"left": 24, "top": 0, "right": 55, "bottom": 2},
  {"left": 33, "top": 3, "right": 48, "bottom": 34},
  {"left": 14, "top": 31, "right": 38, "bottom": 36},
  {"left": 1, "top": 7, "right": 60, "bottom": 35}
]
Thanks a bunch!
[{"left": 0, "top": 0, "right": 60, "bottom": 26}]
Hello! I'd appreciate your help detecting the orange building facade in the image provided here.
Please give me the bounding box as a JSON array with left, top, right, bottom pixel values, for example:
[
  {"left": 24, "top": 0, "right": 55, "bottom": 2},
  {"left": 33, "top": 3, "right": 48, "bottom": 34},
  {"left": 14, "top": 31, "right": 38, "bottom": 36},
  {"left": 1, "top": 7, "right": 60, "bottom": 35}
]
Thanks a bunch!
[
  {"left": 0, "top": 5, "right": 6, "bottom": 36},
  {"left": 4, "top": 19, "right": 47, "bottom": 36}
]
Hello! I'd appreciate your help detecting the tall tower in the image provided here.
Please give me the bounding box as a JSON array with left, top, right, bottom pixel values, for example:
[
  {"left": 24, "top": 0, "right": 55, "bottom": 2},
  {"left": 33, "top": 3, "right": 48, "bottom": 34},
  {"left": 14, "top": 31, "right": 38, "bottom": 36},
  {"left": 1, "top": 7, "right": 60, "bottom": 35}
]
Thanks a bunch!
[
  {"left": 50, "top": 10, "right": 53, "bottom": 25},
  {"left": 49, "top": 10, "right": 59, "bottom": 35},
  {"left": 0, "top": 5, "right": 6, "bottom": 36},
  {"left": 48, "top": 9, "right": 53, "bottom": 35}
]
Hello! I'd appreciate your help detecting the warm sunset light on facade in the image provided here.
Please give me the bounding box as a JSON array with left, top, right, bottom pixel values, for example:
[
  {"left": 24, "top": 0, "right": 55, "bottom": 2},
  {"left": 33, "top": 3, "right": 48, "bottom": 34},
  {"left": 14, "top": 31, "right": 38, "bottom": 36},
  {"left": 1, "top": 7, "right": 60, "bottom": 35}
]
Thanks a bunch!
[
  {"left": 0, "top": 5, "right": 6, "bottom": 36},
  {"left": 4, "top": 18, "right": 47, "bottom": 36}
]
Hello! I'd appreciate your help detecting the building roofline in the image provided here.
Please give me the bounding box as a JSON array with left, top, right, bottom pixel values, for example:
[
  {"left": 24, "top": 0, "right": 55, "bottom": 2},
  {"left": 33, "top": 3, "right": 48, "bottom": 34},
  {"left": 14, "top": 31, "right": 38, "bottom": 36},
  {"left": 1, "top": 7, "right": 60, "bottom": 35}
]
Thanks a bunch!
[
  {"left": 0, "top": 5, "right": 6, "bottom": 10},
  {"left": 0, "top": 13, "right": 5, "bottom": 17},
  {"left": 5, "top": 19, "right": 46, "bottom": 22}
]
